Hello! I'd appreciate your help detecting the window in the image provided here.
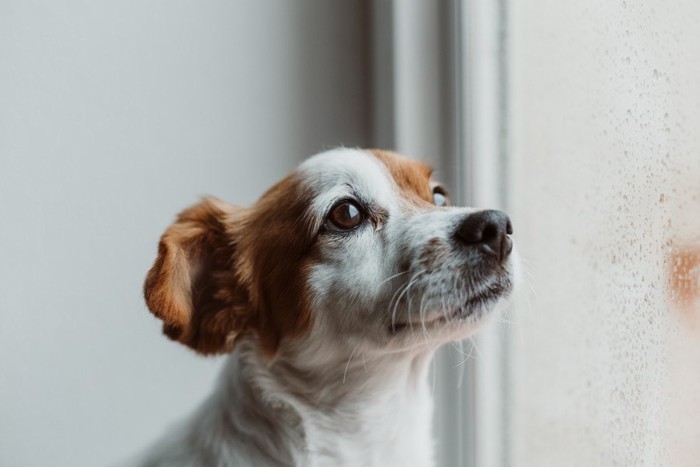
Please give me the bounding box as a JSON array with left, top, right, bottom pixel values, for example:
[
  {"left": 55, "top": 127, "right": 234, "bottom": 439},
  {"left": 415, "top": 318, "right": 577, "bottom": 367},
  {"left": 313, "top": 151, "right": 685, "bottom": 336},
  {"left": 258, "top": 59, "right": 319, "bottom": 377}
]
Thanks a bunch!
[{"left": 509, "top": 1, "right": 700, "bottom": 465}]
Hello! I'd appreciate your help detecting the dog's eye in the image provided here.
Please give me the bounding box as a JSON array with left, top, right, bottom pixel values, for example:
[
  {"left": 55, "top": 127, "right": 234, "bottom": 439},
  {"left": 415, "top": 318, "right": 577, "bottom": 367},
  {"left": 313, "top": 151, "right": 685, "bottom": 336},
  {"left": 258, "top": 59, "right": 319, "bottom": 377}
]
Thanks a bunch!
[
  {"left": 432, "top": 187, "right": 448, "bottom": 207},
  {"left": 327, "top": 201, "right": 364, "bottom": 231}
]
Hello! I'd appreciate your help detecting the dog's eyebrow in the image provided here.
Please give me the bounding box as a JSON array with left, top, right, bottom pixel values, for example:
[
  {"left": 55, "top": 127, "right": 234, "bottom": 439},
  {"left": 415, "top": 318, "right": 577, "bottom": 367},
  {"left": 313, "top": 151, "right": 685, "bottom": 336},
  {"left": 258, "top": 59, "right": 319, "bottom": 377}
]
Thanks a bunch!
[{"left": 369, "top": 149, "right": 434, "bottom": 205}]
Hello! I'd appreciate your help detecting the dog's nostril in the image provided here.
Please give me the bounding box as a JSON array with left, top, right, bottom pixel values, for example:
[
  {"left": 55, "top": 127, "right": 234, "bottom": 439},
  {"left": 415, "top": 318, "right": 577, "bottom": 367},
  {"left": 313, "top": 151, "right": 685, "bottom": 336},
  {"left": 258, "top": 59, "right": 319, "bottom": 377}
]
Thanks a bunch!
[
  {"left": 455, "top": 210, "right": 513, "bottom": 261},
  {"left": 482, "top": 224, "right": 499, "bottom": 244}
]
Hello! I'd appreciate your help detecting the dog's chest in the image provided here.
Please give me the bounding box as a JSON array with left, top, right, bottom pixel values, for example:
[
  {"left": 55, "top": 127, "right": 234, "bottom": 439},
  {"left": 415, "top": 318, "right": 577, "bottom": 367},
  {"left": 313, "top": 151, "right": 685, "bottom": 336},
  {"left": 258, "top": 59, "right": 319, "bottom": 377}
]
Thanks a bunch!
[{"left": 296, "top": 386, "right": 435, "bottom": 467}]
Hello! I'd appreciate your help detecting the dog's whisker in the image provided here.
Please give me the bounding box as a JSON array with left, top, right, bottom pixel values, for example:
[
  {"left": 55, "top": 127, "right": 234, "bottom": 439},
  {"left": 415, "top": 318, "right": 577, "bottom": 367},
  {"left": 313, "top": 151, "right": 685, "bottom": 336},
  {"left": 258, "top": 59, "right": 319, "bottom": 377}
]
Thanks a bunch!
[
  {"left": 494, "top": 316, "right": 520, "bottom": 325},
  {"left": 377, "top": 270, "right": 412, "bottom": 288},
  {"left": 450, "top": 341, "right": 471, "bottom": 361},
  {"left": 418, "top": 287, "right": 427, "bottom": 334},
  {"left": 391, "top": 280, "right": 413, "bottom": 330},
  {"left": 391, "top": 269, "right": 425, "bottom": 332},
  {"left": 401, "top": 276, "right": 422, "bottom": 333},
  {"left": 389, "top": 277, "right": 414, "bottom": 330},
  {"left": 452, "top": 339, "right": 478, "bottom": 368},
  {"left": 467, "top": 336, "right": 482, "bottom": 359},
  {"left": 517, "top": 254, "right": 539, "bottom": 266},
  {"left": 406, "top": 279, "right": 418, "bottom": 326},
  {"left": 418, "top": 293, "right": 428, "bottom": 331},
  {"left": 440, "top": 294, "right": 449, "bottom": 324},
  {"left": 343, "top": 343, "right": 360, "bottom": 385},
  {"left": 456, "top": 340, "right": 466, "bottom": 389}
]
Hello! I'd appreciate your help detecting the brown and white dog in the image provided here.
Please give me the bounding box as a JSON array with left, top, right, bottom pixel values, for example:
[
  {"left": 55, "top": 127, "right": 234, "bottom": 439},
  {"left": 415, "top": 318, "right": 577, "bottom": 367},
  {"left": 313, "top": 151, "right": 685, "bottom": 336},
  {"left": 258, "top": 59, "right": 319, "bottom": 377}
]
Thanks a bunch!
[{"left": 135, "top": 148, "right": 517, "bottom": 467}]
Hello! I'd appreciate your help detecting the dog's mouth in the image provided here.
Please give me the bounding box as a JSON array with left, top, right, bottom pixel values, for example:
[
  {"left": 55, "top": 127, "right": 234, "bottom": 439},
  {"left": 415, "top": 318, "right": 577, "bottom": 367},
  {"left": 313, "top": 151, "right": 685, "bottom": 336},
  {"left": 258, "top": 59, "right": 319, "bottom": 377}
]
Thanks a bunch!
[{"left": 389, "top": 280, "right": 511, "bottom": 333}]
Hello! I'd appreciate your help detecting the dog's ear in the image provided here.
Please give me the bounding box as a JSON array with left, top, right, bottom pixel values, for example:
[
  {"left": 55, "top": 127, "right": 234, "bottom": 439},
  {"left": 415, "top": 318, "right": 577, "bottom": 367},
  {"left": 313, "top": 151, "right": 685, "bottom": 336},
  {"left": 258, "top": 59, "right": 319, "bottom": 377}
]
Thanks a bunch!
[{"left": 144, "top": 197, "right": 250, "bottom": 355}]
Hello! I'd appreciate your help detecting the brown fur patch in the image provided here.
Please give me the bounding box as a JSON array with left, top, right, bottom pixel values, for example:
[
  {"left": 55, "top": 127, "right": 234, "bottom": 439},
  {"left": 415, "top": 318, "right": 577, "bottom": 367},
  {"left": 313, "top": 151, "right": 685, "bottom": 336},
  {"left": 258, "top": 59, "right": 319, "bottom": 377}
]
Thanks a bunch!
[
  {"left": 235, "top": 173, "right": 317, "bottom": 355},
  {"left": 369, "top": 149, "right": 434, "bottom": 206},
  {"left": 144, "top": 175, "right": 317, "bottom": 356},
  {"left": 144, "top": 198, "right": 250, "bottom": 355}
]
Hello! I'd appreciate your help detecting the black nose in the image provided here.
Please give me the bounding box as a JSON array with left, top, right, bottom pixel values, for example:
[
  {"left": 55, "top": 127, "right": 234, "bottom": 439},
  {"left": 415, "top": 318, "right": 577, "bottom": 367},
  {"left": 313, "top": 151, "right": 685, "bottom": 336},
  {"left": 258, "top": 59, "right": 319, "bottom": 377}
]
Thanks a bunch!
[{"left": 455, "top": 210, "right": 513, "bottom": 261}]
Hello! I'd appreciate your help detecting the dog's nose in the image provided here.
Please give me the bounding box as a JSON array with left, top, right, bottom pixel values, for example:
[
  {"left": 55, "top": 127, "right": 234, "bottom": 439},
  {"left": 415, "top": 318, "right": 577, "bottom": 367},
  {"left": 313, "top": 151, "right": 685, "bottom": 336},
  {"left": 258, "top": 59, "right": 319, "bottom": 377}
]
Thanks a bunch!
[{"left": 455, "top": 210, "right": 513, "bottom": 261}]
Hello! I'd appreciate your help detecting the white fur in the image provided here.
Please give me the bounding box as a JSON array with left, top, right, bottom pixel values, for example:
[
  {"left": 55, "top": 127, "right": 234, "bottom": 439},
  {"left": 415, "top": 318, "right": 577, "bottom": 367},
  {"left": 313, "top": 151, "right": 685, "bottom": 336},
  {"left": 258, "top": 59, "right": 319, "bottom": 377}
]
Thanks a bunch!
[{"left": 129, "top": 148, "right": 516, "bottom": 467}]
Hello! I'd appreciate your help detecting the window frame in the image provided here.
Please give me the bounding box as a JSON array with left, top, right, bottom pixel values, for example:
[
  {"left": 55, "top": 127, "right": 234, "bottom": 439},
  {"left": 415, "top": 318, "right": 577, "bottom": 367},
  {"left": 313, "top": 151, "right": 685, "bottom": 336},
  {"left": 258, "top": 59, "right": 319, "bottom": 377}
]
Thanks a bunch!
[{"left": 370, "top": 1, "right": 512, "bottom": 466}]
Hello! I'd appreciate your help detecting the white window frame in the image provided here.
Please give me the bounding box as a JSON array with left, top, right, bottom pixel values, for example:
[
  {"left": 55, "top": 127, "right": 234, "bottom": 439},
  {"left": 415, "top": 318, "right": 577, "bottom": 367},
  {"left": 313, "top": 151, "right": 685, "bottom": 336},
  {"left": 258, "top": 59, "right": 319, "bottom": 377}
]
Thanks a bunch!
[{"left": 371, "top": 1, "right": 511, "bottom": 466}]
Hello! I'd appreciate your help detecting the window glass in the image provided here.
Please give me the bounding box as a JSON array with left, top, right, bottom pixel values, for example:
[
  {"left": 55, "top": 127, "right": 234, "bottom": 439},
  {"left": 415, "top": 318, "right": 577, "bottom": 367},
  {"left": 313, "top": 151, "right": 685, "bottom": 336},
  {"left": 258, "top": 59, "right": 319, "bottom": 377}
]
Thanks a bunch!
[{"left": 509, "top": 1, "right": 700, "bottom": 465}]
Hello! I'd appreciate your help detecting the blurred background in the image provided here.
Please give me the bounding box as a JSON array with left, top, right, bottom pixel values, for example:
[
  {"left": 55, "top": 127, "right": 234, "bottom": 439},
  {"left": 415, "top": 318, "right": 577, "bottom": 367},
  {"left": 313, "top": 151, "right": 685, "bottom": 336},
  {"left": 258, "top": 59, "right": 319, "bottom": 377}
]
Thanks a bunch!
[
  {"left": 0, "top": 2, "right": 372, "bottom": 465},
  {"left": 1, "top": 1, "right": 699, "bottom": 467}
]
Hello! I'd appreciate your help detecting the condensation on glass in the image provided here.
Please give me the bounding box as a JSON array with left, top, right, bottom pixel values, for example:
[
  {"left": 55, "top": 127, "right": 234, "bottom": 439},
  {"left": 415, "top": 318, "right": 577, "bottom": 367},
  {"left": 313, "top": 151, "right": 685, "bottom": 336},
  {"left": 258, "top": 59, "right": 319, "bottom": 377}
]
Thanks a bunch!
[{"left": 508, "top": 0, "right": 700, "bottom": 465}]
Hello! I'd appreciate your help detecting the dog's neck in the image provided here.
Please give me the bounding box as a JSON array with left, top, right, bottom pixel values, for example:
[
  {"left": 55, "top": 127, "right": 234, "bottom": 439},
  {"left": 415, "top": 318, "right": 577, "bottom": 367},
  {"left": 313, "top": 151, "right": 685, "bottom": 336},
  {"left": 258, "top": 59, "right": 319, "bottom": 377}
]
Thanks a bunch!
[{"left": 212, "top": 336, "right": 437, "bottom": 467}]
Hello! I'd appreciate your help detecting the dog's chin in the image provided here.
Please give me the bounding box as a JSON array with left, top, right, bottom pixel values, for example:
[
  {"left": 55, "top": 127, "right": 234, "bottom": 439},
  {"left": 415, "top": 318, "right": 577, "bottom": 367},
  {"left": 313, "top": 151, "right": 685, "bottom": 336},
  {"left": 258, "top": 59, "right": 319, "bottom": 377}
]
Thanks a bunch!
[{"left": 388, "top": 279, "right": 513, "bottom": 338}]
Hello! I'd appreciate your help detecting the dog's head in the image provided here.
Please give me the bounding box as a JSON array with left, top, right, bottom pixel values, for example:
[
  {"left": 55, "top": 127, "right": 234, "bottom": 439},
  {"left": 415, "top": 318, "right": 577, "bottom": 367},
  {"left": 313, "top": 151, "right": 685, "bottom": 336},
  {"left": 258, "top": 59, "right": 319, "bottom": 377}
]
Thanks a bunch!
[{"left": 144, "top": 148, "right": 516, "bottom": 357}]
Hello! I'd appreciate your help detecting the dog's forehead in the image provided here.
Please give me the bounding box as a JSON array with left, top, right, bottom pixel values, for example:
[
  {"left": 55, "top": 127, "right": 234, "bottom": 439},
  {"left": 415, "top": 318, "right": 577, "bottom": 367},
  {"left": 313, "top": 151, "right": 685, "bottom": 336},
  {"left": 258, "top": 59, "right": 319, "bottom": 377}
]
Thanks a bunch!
[
  {"left": 368, "top": 149, "right": 434, "bottom": 204},
  {"left": 296, "top": 148, "right": 433, "bottom": 210}
]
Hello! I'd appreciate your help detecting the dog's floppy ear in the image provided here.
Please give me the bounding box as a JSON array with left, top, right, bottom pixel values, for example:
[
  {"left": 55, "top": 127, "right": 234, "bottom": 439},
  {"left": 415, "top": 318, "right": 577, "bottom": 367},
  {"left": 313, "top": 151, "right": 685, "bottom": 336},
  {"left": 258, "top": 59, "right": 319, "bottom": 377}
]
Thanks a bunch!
[{"left": 144, "top": 197, "right": 250, "bottom": 355}]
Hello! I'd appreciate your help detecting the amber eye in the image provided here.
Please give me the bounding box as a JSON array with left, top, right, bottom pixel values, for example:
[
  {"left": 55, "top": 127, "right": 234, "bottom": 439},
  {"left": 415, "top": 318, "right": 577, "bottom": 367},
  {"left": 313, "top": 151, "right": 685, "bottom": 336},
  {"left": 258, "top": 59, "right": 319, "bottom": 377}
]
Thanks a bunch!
[
  {"left": 432, "top": 187, "right": 448, "bottom": 207},
  {"left": 327, "top": 201, "right": 364, "bottom": 231}
]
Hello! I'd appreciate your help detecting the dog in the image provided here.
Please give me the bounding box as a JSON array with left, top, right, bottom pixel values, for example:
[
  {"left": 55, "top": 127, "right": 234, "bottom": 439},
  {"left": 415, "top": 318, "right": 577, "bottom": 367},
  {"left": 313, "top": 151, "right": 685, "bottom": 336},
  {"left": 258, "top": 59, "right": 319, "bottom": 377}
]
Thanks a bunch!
[{"left": 136, "top": 148, "right": 516, "bottom": 467}]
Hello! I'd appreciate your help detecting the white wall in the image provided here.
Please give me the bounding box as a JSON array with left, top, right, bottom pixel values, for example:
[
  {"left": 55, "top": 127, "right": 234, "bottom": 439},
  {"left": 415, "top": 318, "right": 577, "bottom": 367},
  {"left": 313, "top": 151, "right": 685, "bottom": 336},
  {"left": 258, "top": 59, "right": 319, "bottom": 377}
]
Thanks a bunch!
[{"left": 0, "top": 2, "right": 370, "bottom": 465}]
